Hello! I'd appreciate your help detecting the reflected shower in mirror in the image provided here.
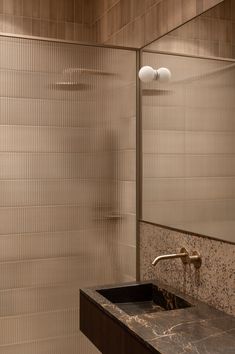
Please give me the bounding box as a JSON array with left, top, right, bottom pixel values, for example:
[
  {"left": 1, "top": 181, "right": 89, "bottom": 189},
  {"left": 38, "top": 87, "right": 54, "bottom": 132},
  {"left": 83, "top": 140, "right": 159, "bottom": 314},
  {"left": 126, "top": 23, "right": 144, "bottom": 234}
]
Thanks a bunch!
[{"left": 141, "top": 0, "right": 235, "bottom": 244}]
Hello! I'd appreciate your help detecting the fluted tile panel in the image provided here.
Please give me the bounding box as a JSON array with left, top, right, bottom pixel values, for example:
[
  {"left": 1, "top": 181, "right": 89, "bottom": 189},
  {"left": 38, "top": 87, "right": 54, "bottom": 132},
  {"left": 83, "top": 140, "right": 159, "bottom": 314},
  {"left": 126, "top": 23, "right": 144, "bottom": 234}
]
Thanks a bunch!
[{"left": 0, "top": 35, "right": 136, "bottom": 353}]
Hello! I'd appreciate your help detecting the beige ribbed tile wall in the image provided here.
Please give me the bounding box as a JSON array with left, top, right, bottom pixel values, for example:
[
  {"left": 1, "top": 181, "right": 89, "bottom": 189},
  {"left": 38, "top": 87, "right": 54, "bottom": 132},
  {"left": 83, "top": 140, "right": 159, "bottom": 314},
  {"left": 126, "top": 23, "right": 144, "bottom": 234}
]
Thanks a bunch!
[
  {"left": 146, "top": 0, "right": 235, "bottom": 59},
  {"left": 142, "top": 50, "right": 235, "bottom": 243},
  {"left": 0, "top": 0, "right": 94, "bottom": 42},
  {"left": 0, "top": 35, "right": 136, "bottom": 354},
  {"left": 0, "top": 0, "right": 224, "bottom": 48},
  {"left": 93, "top": 0, "right": 224, "bottom": 47}
]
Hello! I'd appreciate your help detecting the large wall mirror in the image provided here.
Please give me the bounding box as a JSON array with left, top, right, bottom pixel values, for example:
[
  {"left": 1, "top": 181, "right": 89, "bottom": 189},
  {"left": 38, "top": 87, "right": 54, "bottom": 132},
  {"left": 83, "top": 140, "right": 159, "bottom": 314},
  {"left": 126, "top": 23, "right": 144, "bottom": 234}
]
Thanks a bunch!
[{"left": 140, "top": 0, "right": 235, "bottom": 243}]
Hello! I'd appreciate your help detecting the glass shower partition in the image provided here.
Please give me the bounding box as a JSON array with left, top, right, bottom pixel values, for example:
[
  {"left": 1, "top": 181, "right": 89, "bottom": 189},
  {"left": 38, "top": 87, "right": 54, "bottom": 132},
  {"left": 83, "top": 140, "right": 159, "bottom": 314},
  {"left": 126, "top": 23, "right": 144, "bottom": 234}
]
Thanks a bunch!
[{"left": 0, "top": 36, "right": 136, "bottom": 354}]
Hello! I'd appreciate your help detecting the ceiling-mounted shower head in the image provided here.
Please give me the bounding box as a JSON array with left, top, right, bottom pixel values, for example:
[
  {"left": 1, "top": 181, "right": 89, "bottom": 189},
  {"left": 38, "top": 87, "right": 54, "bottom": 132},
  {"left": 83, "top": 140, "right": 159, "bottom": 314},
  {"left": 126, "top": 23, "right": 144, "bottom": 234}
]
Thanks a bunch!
[
  {"left": 51, "top": 82, "right": 90, "bottom": 90},
  {"left": 51, "top": 67, "right": 118, "bottom": 91},
  {"left": 63, "top": 68, "right": 117, "bottom": 77}
]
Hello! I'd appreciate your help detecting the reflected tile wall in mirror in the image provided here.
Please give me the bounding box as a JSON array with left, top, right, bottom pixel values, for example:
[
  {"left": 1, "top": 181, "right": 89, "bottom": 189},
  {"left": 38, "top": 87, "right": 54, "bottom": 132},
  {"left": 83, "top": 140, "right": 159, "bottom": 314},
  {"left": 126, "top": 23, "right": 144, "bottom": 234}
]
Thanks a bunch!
[
  {"left": 142, "top": 51, "right": 235, "bottom": 244},
  {"left": 146, "top": 0, "right": 235, "bottom": 60}
]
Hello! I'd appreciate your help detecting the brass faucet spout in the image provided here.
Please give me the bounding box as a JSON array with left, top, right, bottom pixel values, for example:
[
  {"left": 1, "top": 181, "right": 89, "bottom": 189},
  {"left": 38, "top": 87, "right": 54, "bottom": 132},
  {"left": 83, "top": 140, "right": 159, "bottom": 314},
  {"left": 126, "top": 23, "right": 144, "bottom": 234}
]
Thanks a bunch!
[
  {"left": 152, "top": 252, "right": 188, "bottom": 266},
  {"left": 152, "top": 248, "right": 202, "bottom": 268}
]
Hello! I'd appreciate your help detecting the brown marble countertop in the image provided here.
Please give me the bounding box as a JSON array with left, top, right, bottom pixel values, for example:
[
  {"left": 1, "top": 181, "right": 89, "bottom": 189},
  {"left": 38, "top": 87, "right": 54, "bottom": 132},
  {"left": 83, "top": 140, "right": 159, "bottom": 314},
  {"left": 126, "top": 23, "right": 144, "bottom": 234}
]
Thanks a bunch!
[{"left": 81, "top": 280, "right": 235, "bottom": 354}]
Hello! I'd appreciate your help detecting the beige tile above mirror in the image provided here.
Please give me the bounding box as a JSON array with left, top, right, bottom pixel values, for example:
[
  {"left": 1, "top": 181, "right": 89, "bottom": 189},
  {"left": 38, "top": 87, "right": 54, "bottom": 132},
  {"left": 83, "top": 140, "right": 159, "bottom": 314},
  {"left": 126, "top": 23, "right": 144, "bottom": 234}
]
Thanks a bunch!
[
  {"left": 141, "top": 0, "right": 235, "bottom": 244},
  {"left": 0, "top": 0, "right": 223, "bottom": 47}
]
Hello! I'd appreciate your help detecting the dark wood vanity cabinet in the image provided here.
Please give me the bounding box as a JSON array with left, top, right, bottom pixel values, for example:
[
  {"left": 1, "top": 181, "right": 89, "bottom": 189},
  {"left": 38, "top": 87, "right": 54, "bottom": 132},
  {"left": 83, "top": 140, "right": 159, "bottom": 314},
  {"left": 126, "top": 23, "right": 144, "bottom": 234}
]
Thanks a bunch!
[{"left": 80, "top": 292, "right": 157, "bottom": 354}]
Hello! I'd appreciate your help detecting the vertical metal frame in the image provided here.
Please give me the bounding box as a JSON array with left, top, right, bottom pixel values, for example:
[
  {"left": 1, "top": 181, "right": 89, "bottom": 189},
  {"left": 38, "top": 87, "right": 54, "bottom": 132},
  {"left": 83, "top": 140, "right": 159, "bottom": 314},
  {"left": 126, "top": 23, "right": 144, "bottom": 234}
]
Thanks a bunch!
[{"left": 136, "top": 49, "right": 143, "bottom": 281}]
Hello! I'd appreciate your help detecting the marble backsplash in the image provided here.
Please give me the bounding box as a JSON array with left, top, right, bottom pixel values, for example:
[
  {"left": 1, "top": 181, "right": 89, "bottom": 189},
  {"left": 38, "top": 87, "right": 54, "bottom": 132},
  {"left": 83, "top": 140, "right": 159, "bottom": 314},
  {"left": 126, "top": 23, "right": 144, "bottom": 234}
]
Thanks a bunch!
[{"left": 139, "top": 221, "right": 235, "bottom": 316}]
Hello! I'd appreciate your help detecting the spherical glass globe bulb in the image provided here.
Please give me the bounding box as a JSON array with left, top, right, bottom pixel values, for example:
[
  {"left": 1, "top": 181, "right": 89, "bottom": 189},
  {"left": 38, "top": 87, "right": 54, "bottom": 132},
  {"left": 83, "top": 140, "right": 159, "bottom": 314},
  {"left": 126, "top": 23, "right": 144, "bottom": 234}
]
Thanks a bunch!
[
  {"left": 156, "top": 67, "right": 171, "bottom": 83},
  {"left": 138, "top": 66, "right": 156, "bottom": 83}
]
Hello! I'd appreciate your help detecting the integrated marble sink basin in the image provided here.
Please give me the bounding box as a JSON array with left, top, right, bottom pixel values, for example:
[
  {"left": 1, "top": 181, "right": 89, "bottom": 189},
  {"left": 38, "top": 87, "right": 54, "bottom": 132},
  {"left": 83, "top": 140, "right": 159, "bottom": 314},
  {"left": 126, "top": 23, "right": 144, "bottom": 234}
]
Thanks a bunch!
[
  {"left": 81, "top": 281, "right": 235, "bottom": 354},
  {"left": 97, "top": 282, "right": 192, "bottom": 316}
]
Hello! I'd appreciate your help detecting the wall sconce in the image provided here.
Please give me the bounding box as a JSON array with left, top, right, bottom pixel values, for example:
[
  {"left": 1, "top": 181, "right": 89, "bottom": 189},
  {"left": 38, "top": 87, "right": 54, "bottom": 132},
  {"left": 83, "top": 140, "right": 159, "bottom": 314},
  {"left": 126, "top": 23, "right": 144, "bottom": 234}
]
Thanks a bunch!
[{"left": 138, "top": 66, "right": 171, "bottom": 83}]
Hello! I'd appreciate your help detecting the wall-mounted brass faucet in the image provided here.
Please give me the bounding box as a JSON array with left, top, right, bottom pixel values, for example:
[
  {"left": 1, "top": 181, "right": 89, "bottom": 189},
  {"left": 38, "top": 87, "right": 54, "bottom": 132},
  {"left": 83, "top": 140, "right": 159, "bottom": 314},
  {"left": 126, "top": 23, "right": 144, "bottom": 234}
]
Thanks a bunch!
[{"left": 152, "top": 248, "right": 202, "bottom": 268}]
